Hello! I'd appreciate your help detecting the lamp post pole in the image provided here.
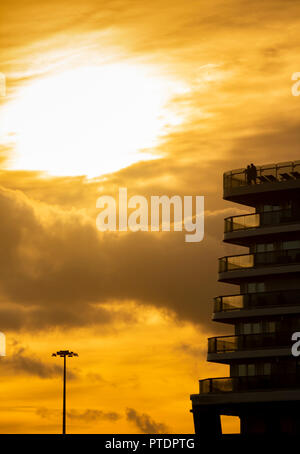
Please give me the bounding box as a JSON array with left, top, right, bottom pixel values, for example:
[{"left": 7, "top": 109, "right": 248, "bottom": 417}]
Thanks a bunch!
[
  {"left": 52, "top": 350, "right": 78, "bottom": 435},
  {"left": 63, "top": 354, "right": 66, "bottom": 435}
]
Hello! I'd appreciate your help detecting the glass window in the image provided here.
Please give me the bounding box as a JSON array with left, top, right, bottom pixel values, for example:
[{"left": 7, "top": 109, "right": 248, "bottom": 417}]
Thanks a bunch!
[
  {"left": 238, "top": 364, "right": 247, "bottom": 376},
  {"left": 248, "top": 364, "right": 255, "bottom": 376},
  {"left": 284, "top": 201, "right": 292, "bottom": 209},
  {"left": 252, "top": 323, "right": 261, "bottom": 334},
  {"left": 263, "top": 205, "right": 272, "bottom": 212},
  {"left": 241, "top": 322, "right": 262, "bottom": 334},
  {"left": 256, "top": 243, "right": 275, "bottom": 253},
  {"left": 265, "top": 321, "right": 276, "bottom": 333},
  {"left": 247, "top": 282, "right": 265, "bottom": 293},
  {"left": 256, "top": 243, "right": 265, "bottom": 253},
  {"left": 263, "top": 205, "right": 281, "bottom": 212},
  {"left": 283, "top": 240, "right": 300, "bottom": 250},
  {"left": 247, "top": 283, "right": 257, "bottom": 293},
  {"left": 243, "top": 323, "right": 252, "bottom": 335},
  {"left": 257, "top": 282, "right": 266, "bottom": 293},
  {"left": 266, "top": 243, "right": 275, "bottom": 252},
  {"left": 263, "top": 363, "right": 271, "bottom": 375},
  {"left": 238, "top": 364, "right": 256, "bottom": 376}
]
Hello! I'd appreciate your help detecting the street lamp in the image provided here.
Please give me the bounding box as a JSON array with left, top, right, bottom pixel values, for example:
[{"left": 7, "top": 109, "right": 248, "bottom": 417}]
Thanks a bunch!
[{"left": 52, "top": 350, "right": 78, "bottom": 435}]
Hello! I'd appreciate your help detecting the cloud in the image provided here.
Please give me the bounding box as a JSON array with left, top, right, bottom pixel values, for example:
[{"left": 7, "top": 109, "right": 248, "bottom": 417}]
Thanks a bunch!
[
  {"left": 36, "top": 407, "right": 120, "bottom": 422},
  {"left": 0, "top": 184, "right": 234, "bottom": 333},
  {"left": 1, "top": 343, "right": 70, "bottom": 379},
  {"left": 68, "top": 409, "right": 120, "bottom": 422},
  {"left": 174, "top": 343, "right": 206, "bottom": 358},
  {"left": 126, "top": 408, "right": 169, "bottom": 434}
]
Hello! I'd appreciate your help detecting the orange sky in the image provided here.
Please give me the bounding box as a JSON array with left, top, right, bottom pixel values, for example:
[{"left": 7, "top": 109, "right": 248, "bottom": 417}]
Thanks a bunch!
[{"left": 0, "top": 0, "right": 300, "bottom": 434}]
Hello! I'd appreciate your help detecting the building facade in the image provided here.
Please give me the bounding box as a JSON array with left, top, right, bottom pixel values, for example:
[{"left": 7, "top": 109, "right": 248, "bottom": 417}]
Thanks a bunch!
[{"left": 190, "top": 160, "right": 300, "bottom": 435}]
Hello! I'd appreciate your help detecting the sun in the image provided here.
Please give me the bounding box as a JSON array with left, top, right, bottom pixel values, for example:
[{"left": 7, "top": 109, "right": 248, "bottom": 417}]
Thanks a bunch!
[{"left": 3, "top": 64, "right": 184, "bottom": 178}]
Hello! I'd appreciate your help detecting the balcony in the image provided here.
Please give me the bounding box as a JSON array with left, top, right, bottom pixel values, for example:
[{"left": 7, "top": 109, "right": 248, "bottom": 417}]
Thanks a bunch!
[
  {"left": 208, "top": 332, "right": 291, "bottom": 354},
  {"left": 224, "top": 209, "right": 300, "bottom": 234},
  {"left": 219, "top": 248, "right": 300, "bottom": 273},
  {"left": 214, "top": 289, "right": 300, "bottom": 313},
  {"left": 199, "top": 374, "right": 300, "bottom": 394},
  {"left": 224, "top": 161, "right": 300, "bottom": 191},
  {"left": 223, "top": 160, "right": 300, "bottom": 201}
]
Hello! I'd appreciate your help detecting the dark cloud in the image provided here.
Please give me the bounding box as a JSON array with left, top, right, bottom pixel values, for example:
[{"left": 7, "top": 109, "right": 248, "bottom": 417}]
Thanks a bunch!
[
  {"left": 68, "top": 409, "right": 120, "bottom": 422},
  {"left": 1, "top": 343, "right": 72, "bottom": 379},
  {"left": 36, "top": 407, "right": 120, "bottom": 422},
  {"left": 126, "top": 408, "right": 169, "bottom": 434},
  {"left": 175, "top": 343, "right": 206, "bottom": 358},
  {"left": 0, "top": 185, "right": 236, "bottom": 333}
]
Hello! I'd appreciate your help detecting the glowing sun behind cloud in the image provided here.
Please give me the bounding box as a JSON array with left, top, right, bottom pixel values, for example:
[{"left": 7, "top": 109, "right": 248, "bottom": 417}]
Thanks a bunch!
[{"left": 4, "top": 64, "right": 185, "bottom": 177}]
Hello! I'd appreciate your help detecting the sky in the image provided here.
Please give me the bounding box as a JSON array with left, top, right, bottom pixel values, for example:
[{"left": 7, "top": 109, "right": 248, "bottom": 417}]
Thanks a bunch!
[{"left": 0, "top": 0, "right": 300, "bottom": 434}]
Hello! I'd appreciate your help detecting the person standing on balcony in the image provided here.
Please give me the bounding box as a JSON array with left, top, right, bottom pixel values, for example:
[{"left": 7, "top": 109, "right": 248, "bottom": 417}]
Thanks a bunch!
[
  {"left": 245, "top": 165, "right": 251, "bottom": 185},
  {"left": 250, "top": 163, "right": 257, "bottom": 184}
]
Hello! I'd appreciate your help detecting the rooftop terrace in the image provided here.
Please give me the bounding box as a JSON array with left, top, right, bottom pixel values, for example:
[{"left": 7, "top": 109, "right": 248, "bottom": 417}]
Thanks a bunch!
[{"left": 223, "top": 161, "right": 300, "bottom": 201}]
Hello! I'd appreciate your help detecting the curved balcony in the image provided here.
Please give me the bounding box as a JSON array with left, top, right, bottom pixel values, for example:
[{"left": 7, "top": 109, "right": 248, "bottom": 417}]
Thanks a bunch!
[
  {"left": 199, "top": 374, "right": 300, "bottom": 394},
  {"left": 224, "top": 209, "right": 300, "bottom": 234},
  {"left": 219, "top": 248, "right": 300, "bottom": 273},
  {"left": 224, "top": 161, "right": 300, "bottom": 191},
  {"left": 214, "top": 289, "right": 300, "bottom": 313},
  {"left": 223, "top": 160, "right": 300, "bottom": 201},
  {"left": 208, "top": 332, "right": 291, "bottom": 354}
]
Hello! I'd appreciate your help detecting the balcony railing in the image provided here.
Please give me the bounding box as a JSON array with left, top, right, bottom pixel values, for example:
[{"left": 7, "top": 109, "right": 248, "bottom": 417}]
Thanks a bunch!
[
  {"left": 199, "top": 374, "right": 300, "bottom": 394},
  {"left": 224, "top": 160, "right": 300, "bottom": 191},
  {"left": 219, "top": 248, "right": 300, "bottom": 273},
  {"left": 214, "top": 289, "right": 300, "bottom": 313},
  {"left": 224, "top": 209, "right": 300, "bottom": 233},
  {"left": 208, "top": 331, "right": 292, "bottom": 354}
]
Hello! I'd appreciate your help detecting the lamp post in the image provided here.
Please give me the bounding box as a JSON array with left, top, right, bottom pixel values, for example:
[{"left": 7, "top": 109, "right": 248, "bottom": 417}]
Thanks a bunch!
[{"left": 52, "top": 350, "right": 78, "bottom": 435}]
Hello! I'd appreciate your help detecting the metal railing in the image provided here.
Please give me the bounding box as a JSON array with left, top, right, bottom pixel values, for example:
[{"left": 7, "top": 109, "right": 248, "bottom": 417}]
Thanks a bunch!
[
  {"left": 208, "top": 331, "right": 291, "bottom": 354},
  {"left": 223, "top": 160, "right": 300, "bottom": 191},
  {"left": 199, "top": 374, "right": 300, "bottom": 394},
  {"left": 219, "top": 248, "right": 300, "bottom": 273},
  {"left": 224, "top": 209, "right": 300, "bottom": 233},
  {"left": 213, "top": 289, "right": 300, "bottom": 313}
]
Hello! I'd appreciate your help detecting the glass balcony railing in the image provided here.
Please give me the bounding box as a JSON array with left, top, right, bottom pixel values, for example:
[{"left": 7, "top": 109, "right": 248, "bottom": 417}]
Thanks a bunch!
[
  {"left": 219, "top": 253, "right": 254, "bottom": 272},
  {"left": 224, "top": 209, "right": 300, "bottom": 233},
  {"left": 214, "top": 289, "right": 300, "bottom": 313},
  {"left": 208, "top": 332, "right": 291, "bottom": 354},
  {"left": 223, "top": 160, "right": 300, "bottom": 192},
  {"left": 219, "top": 248, "right": 300, "bottom": 273},
  {"left": 199, "top": 374, "right": 300, "bottom": 394}
]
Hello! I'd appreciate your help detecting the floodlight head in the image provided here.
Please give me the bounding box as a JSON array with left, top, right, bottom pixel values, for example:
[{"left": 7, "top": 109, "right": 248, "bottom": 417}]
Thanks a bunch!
[{"left": 52, "top": 349, "right": 78, "bottom": 358}]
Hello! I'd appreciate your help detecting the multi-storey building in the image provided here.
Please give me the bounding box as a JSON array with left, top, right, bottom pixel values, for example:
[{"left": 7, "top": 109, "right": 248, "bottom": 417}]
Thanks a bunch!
[{"left": 190, "top": 160, "right": 300, "bottom": 435}]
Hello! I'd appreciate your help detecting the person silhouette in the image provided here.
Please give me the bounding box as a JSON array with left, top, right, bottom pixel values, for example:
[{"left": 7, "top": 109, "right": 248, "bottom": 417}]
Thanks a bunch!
[
  {"left": 245, "top": 165, "right": 251, "bottom": 185},
  {"left": 250, "top": 163, "right": 257, "bottom": 184}
]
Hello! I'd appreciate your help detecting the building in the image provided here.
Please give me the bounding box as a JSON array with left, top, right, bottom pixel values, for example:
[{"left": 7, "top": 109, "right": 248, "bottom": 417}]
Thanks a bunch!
[{"left": 190, "top": 160, "right": 300, "bottom": 435}]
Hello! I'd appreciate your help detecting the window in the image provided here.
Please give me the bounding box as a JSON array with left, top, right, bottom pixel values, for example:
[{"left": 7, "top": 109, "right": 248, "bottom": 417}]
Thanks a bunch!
[
  {"left": 263, "top": 363, "right": 271, "bottom": 375},
  {"left": 262, "top": 204, "right": 281, "bottom": 212},
  {"left": 238, "top": 364, "right": 256, "bottom": 376},
  {"left": 240, "top": 321, "right": 274, "bottom": 335},
  {"left": 248, "top": 364, "right": 255, "bottom": 376},
  {"left": 265, "top": 321, "right": 276, "bottom": 333},
  {"left": 252, "top": 323, "right": 261, "bottom": 334},
  {"left": 257, "top": 282, "right": 265, "bottom": 293},
  {"left": 246, "top": 282, "right": 265, "bottom": 293},
  {"left": 255, "top": 243, "right": 275, "bottom": 253},
  {"left": 238, "top": 364, "right": 247, "bottom": 376},
  {"left": 240, "top": 322, "right": 262, "bottom": 335},
  {"left": 243, "top": 323, "right": 252, "bottom": 335},
  {"left": 283, "top": 240, "right": 300, "bottom": 250}
]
